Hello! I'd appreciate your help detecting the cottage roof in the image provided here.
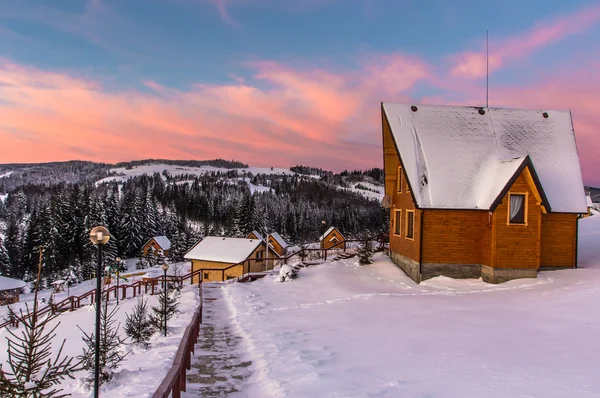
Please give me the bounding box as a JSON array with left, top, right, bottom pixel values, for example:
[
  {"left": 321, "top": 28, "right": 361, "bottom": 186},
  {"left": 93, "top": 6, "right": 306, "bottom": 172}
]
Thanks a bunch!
[
  {"left": 382, "top": 103, "right": 587, "bottom": 213},
  {"left": 144, "top": 236, "right": 171, "bottom": 251},
  {"left": 184, "top": 236, "right": 262, "bottom": 264},
  {"left": 268, "top": 232, "right": 288, "bottom": 249},
  {"left": 319, "top": 226, "right": 344, "bottom": 241},
  {"left": 248, "top": 230, "right": 263, "bottom": 240},
  {"left": 0, "top": 275, "right": 26, "bottom": 291}
]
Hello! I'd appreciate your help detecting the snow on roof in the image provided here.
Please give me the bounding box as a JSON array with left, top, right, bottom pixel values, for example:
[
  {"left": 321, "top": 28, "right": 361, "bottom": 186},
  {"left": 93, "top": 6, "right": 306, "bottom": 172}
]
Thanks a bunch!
[
  {"left": 0, "top": 275, "right": 26, "bottom": 291},
  {"left": 184, "top": 236, "right": 263, "bottom": 264},
  {"left": 144, "top": 236, "right": 171, "bottom": 251},
  {"left": 319, "top": 226, "right": 344, "bottom": 241},
  {"left": 268, "top": 232, "right": 288, "bottom": 249},
  {"left": 248, "top": 230, "right": 263, "bottom": 240},
  {"left": 586, "top": 194, "right": 593, "bottom": 207},
  {"left": 382, "top": 103, "right": 587, "bottom": 213}
]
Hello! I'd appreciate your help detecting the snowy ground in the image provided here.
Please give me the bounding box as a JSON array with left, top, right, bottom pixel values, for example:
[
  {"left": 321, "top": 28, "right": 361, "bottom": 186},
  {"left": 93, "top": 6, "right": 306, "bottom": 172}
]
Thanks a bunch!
[
  {"left": 201, "top": 215, "right": 600, "bottom": 398},
  {"left": 0, "top": 261, "right": 199, "bottom": 397},
  {"left": 349, "top": 181, "right": 385, "bottom": 202}
]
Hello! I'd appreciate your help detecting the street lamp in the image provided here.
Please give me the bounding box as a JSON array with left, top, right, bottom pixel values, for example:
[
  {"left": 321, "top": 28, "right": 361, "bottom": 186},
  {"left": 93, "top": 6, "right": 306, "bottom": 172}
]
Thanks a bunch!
[
  {"left": 161, "top": 262, "right": 169, "bottom": 337},
  {"left": 115, "top": 257, "right": 121, "bottom": 305},
  {"left": 89, "top": 226, "right": 110, "bottom": 398}
]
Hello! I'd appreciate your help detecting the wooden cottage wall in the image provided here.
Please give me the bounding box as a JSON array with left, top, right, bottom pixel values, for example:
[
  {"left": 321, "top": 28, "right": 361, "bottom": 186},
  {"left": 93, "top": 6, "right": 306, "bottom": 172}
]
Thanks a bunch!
[
  {"left": 267, "top": 237, "right": 285, "bottom": 257},
  {"left": 491, "top": 171, "right": 541, "bottom": 270},
  {"left": 421, "top": 210, "right": 488, "bottom": 265},
  {"left": 540, "top": 213, "right": 578, "bottom": 268},
  {"left": 383, "top": 112, "right": 421, "bottom": 264}
]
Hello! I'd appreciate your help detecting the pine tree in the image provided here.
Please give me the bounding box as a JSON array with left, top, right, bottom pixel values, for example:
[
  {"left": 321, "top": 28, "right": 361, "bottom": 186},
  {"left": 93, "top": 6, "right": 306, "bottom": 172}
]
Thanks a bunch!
[
  {"left": 124, "top": 298, "right": 154, "bottom": 348},
  {"left": 149, "top": 289, "right": 180, "bottom": 335},
  {"left": 77, "top": 300, "right": 129, "bottom": 386},
  {"left": 0, "top": 248, "right": 82, "bottom": 397},
  {"left": 0, "top": 237, "right": 11, "bottom": 276},
  {"left": 357, "top": 238, "right": 374, "bottom": 265}
]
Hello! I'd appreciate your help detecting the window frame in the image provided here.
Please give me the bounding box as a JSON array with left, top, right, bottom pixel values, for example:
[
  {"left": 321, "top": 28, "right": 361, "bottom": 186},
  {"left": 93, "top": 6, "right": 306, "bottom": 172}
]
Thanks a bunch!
[
  {"left": 256, "top": 249, "right": 264, "bottom": 262},
  {"left": 405, "top": 210, "right": 415, "bottom": 240},
  {"left": 507, "top": 192, "right": 528, "bottom": 226},
  {"left": 396, "top": 166, "right": 403, "bottom": 193},
  {"left": 393, "top": 209, "right": 402, "bottom": 236}
]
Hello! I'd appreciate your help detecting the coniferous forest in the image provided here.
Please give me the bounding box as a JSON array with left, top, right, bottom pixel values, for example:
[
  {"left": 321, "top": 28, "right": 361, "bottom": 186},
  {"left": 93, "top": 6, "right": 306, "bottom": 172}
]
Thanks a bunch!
[{"left": 0, "top": 160, "right": 388, "bottom": 287}]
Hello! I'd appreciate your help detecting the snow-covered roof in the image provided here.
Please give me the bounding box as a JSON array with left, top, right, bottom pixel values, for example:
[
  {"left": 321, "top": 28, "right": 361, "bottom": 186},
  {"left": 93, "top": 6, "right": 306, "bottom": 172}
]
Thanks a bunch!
[
  {"left": 248, "top": 230, "right": 263, "bottom": 240},
  {"left": 586, "top": 194, "right": 593, "bottom": 207},
  {"left": 184, "top": 237, "right": 263, "bottom": 264},
  {"left": 382, "top": 103, "right": 587, "bottom": 213},
  {"left": 268, "top": 232, "right": 288, "bottom": 249},
  {"left": 319, "top": 226, "right": 344, "bottom": 241},
  {"left": 144, "top": 236, "right": 171, "bottom": 251},
  {"left": 0, "top": 275, "right": 26, "bottom": 291}
]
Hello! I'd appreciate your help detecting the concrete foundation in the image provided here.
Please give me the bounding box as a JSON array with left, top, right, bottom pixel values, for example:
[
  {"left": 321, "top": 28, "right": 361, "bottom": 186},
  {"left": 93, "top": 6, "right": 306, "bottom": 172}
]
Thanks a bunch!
[
  {"left": 389, "top": 251, "right": 420, "bottom": 283},
  {"left": 481, "top": 265, "right": 537, "bottom": 284},
  {"left": 420, "top": 263, "right": 481, "bottom": 281}
]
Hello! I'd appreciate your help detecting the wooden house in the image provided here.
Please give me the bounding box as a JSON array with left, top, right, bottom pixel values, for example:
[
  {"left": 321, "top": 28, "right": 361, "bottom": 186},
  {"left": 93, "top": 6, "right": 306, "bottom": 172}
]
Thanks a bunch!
[
  {"left": 0, "top": 276, "right": 26, "bottom": 305},
  {"left": 184, "top": 236, "right": 272, "bottom": 283},
  {"left": 142, "top": 236, "right": 171, "bottom": 257},
  {"left": 245, "top": 231, "right": 288, "bottom": 257},
  {"left": 319, "top": 227, "right": 346, "bottom": 250},
  {"left": 382, "top": 103, "right": 587, "bottom": 284}
]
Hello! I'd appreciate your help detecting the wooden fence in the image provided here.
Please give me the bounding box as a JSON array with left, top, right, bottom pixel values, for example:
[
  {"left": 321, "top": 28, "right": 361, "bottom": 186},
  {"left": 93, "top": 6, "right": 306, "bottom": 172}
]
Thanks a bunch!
[{"left": 152, "top": 285, "right": 203, "bottom": 398}]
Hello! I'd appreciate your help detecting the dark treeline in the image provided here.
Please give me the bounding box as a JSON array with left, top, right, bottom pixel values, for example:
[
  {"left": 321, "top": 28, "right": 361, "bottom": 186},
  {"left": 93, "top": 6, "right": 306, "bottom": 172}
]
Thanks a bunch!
[{"left": 0, "top": 168, "right": 387, "bottom": 287}]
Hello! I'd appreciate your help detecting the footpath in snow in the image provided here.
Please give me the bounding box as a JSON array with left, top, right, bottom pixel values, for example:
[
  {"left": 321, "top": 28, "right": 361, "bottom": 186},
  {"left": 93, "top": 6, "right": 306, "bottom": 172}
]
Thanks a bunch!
[{"left": 205, "top": 216, "right": 600, "bottom": 398}]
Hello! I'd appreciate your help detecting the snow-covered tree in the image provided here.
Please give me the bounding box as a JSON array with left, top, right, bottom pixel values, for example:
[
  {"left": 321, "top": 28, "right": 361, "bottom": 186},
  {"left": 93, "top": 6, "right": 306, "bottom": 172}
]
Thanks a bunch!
[
  {"left": 0, "top": 259, "right": 81, "bottom": 397},
  {"left": 124, "top": 298, "right": 154, "bottom": 348},
  {"left": 150, "top": 289, "right": 180, "bottom": 335},
  {"left": 357, "top": 238, "right": 374, "bottom": 265},
  {"left": 78, "top": 301, "right": 129, "bottom": 386}
]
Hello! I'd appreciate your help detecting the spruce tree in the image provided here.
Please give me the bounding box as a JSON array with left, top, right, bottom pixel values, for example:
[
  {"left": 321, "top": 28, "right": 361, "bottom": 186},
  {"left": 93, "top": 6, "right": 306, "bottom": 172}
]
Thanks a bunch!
[
  {"left": 149, "top": 289, "right": 180, "bottom": 335},
  {"left": 77, "top": 300, "right": 129, "bottom": 386},
  {"left": 0, "top": 248, "right": 82, "bottom": 397},
  {"left": 124, "top": 298, "right": 154, "bottom": 348},
  {"left": 357, "top": 238, "right": 374, "bottom": 265}
]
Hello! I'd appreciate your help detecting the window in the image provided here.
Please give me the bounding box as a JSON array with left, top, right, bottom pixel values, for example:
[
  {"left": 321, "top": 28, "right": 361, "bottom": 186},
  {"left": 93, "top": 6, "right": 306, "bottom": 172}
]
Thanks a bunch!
[
  {"left": 203, "top": 272, "right": 209, "bottom": 280},
  {"left": 508, "top": 193, "right": 527, "bottom": 225},
  {"left": 394, "top": 210, "right": 401, "bottom": 236},
  {"left": 397, "top": 166, "right": 403, "bottom": 193},
  {"left": 256, "top": 250, "right": 264, "bottom": 262},
  {"left": 406, "top": 211, "right": 415, "bottom": 240}
]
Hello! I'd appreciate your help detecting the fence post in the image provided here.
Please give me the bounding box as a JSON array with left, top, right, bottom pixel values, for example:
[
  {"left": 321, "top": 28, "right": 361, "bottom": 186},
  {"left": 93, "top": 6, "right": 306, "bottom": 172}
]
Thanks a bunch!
[{"left": 324, "top": 249, "right": 328, "bottom": 261}]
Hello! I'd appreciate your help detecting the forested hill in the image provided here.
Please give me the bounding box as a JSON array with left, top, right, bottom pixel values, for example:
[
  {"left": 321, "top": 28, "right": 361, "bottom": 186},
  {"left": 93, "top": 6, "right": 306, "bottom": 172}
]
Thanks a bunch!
[{"left": 0, "top": 160, "right": 387, "bottom": 287}]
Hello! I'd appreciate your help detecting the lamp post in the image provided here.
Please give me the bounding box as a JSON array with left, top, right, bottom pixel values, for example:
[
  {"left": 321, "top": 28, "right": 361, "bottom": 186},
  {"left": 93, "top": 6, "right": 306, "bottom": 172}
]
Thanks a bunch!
[
  {"left": 115, "top": 257, "right": 121, "bottom": 305},
  {"left": 161, "top": 262, "right": 169, "bottom": 337},
  {"left": 89, "top": 226, "right": 110, "bottom": 398}
]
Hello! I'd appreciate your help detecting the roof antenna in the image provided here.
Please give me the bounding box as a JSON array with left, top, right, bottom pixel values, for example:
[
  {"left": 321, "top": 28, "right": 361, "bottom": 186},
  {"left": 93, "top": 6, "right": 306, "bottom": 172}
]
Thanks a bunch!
[{"left": 485, "top": 29, "right": 489, "bottom": 108}]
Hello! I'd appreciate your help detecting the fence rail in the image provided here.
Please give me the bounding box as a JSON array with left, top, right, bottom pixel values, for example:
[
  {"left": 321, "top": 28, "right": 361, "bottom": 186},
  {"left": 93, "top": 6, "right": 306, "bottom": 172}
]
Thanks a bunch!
[{"left": 152, "top": 285, "right": 203, "bottom": 398}]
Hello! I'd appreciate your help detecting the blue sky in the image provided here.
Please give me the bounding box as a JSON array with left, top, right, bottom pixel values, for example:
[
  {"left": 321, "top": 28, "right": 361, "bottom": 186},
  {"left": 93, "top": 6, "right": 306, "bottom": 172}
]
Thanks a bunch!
[{"left": 0, "top": 0, "right": 599, "bottom": 184}]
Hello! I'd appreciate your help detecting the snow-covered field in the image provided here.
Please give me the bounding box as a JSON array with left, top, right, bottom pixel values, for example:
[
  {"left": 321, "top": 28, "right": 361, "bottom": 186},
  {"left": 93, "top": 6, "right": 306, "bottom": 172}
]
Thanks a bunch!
[
  {"left": 97, "top": 164, "right": 296, "bottom": 185},
  {"left": 349, "top": 181, "right": 384, "bottom": 201},
  {"left": 205, "top": 215, "right": 600, "bottom": 398},
  {"left": 0, "top": 261, "right": 200, "bottom": 397}
]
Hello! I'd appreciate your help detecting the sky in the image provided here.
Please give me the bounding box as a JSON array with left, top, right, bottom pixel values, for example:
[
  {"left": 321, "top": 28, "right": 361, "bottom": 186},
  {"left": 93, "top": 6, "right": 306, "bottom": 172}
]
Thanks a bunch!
[{"left": 0, "top": 0, "right": 599, "bottom": 185}]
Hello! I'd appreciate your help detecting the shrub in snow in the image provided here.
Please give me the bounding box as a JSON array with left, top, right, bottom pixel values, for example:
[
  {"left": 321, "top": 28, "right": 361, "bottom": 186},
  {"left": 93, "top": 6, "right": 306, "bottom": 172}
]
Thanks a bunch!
[
  {"left": 78, "top": 301, "right": 129, "bottom": 387},
  {"left": 124, "top": 298, "right": 154, "bottom": 348},
  {"left": 0, "top": 279, "right": 81, "bottom": 397},
  {"left": 357, "top": 239, "right": 374, "bottom": 266},
  {"left": 278, "top": 264, "right": 298, "bottom": 282},
  {"left": 135, "top": 257, "right": 149, "bottom": 270},
  {"left": 150, "top": 288, "right": 180, "bottom": 334}
]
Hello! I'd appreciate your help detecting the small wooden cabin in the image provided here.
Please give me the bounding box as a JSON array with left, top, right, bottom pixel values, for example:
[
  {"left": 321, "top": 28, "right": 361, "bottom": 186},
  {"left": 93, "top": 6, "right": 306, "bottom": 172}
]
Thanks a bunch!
[
  {"left": 142, "top": 236, "right": 171, "bottom": 257},
  {"left": 267, "top": 232, "right": 288, "bottom": 257},
  {"left": 0, "top": 276, "right": 26, "bottom": 305},
  {"left": 319, "top": 227, "right": 346, "bottom": 250},
  {"left": 184, "top": 237, "right": 272, "bottom": 283},
  {"left": 245, "top": 231, "right": 288, "bottom": 257},
  {"left": 382, "top": 103, "right": 587, "bottom": 284}
]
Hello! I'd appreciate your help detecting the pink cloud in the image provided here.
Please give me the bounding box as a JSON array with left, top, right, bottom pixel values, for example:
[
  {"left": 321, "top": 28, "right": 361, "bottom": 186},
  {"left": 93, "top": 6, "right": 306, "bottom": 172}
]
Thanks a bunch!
[
  {"left": 0, "top": 54, "right": 428, "bottom": 171},
  {"left": 450, "top": 3, "right": 600, "bottom": 78}
]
